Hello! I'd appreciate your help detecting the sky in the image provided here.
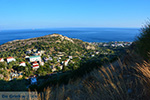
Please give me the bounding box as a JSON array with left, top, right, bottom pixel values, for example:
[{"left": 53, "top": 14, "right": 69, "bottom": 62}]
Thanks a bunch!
[{"left": 0, "top": 0, "right": 150, "bottom": 30}]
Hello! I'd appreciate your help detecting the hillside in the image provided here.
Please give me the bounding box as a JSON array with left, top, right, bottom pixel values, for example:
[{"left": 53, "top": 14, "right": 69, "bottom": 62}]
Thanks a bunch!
[
  {"left": 0, "top": 33, "right": 127, "bottom": 92},
  {"left": 0, "top": 34, "right": 95, "bottom": 57},
  {"left": 35, "top": 23, "right": 150, "bottom": 100},
  {"left": 0, "top": 33, "right": 99, "bottom": 82}
]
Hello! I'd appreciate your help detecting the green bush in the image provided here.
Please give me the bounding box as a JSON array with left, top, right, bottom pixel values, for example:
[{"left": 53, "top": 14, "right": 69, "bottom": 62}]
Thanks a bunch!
[{"left": 135, "top": 22, "right": 150, "bottom": 59}]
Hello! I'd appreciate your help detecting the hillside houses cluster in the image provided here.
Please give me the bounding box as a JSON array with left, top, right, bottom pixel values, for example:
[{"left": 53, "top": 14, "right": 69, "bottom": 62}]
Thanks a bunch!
[
  {"left": 103, "top": 42, "right": 132, "bottom": 47},
  {"left": 0, "top": 49, "right": 74, "bottom": 81},
  {"left": 92, "top": 42, "right": 132, "bottom": 48}
]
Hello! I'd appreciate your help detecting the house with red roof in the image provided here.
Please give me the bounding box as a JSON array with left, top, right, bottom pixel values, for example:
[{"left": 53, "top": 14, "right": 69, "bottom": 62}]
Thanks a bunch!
[
  {"left": 7, "top": 57, "right": 16, "bottom": 63},
  {"left": 32, "top": 65, "right": 39, "bottom": 70},
  {"left": 32, "top": 61, "right": 39, "bottom": 70},
  {"left": 0, "top": 58, "right": 4, "bottom": 62},
  {"left": 64, "top": 59, "right": 70, "bottom": 66},
  {"left": 19, "top": 62, "right": 26, "bottom": 67},
  {"left": 32, "top": 61, "right": 39, "bottom": 66}
]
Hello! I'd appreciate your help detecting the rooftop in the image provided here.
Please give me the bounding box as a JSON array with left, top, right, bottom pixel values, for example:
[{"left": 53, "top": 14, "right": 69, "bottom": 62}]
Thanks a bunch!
[
  {"left": 7, "top": 57, "right": 14, "bottom": 59},
  {"left": 29, "top": 55, "right": 40, "bottom": 58}
]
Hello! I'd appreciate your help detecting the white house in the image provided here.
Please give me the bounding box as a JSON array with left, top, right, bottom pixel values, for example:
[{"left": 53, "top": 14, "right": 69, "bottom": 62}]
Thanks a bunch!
[
  {"left": 29, "top": 56, "right": 41, "bottom": 62},
  {"left": 59, "top": 66, "right": 63, "bottom": 70},
  {"left": 19, "top": 62, "right": 26, "bottom": 67},
  {"left": 25, "top": 56, "right": 29, "bottom": 59},
  {"left": 95, "top": 52, "right": 99, "bottom": 55},
  {"left": 58, "top": 57, "right": 61, "bottom": 60},
  {"left": 32, "top": 61, "right": 39, "bottom": 66},
  {"left": 32, "top": 65, "right": 39, "bottom": 70},
  {"left": 64, "top": 59, "right": 70, "bottom": 66},
  {"left": 91, "top": 54, "right": 95, "bottom": 57},
  {"left": 7, "top": 57, "right": 16, "bottom": 63},
  {"left": 39, "top": 61, "right": 44, "bottom": 66},
  {"left": 68, "top": 56, "right": 73, "bottom": 59},
  {"left": 0, "top": 58, "right": 4, "bottom": 62},
  {"left": 49, "top": 57, "right": 53, "bottom": 61}
]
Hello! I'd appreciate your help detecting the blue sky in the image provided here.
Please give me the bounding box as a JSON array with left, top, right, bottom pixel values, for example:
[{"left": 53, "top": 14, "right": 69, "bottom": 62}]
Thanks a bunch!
[{"left": 0, "top": 0, "right": 150, "bottom": 30}]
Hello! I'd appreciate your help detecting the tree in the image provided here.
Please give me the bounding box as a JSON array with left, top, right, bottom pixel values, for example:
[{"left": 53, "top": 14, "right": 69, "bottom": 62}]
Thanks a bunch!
[{"left": 0, "top": 62, "right": 6, "bottom": 69}]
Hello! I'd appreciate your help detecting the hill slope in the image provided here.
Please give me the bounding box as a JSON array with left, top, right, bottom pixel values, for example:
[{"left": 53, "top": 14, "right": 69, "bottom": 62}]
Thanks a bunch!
[{"left": 0, "top": 34, "right": 95, "bottom": 58}]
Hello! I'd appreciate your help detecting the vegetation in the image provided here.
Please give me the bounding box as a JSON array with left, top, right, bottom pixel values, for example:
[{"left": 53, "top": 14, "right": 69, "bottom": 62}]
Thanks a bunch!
[
  {"left": 135, "top": 22, "right": 150, "bottom": 59},
  {"left": 33, "top": 22, "right": 150, "bottom": 99}
]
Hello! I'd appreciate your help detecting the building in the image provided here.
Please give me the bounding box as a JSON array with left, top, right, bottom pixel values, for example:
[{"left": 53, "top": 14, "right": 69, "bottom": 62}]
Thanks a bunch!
[
  {"left": 0, "top": 58, "right": 4, "bottom": 62},
  {"left": 57, "top": 59, "right": 60, "bottom": 62},
  {"left": 29, "top": 56, "right": 41, "bottom": 62},
  {"left": 19, "top": 62, "right": 26, "bottom": 67},
  {"left": 91, "top": 54, "right": 95, "bottom": 57},
  {"left": 59, "top": 66, "right": 63, "bottom": 70},
  {"left": 39, "top": 61, "right": 44, "bottom": 66},
  {"left": 49, "top": 65, "right": 57, "bottom": 72},
  {"left": 26, "top": 50, "right": 31, "bottom": 54},
  {"left": 32, "top": 65, "right": 39, "bottom": 70},
  {"left": 32, "top": 61, "right": 39, "bottom": 66},
  {"left": 68, "top": 56, "right": 73, "bottom": 59},
  {"left": 64, "top": 59, "right": 70, "bottom": 66},
  {"left": 95, "top": 52, "right": 99, "bottom": 55},
  {"left": 7, "top": 57, "right": 16, "bottom": 63},
  {"left": 32, "top": 49, "right": 37, "bottom": 52}
]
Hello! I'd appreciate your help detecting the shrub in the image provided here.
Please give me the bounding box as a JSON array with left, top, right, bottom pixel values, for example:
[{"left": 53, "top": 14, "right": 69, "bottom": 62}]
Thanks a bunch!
[{"left": 135, "top": 22, "right": 150, "bottom": 59}]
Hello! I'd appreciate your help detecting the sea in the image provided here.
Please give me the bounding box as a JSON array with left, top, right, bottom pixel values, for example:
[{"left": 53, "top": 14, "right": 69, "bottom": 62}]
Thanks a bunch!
[{"left": 0, "top": 28, "right": 140, "bottom": 45}]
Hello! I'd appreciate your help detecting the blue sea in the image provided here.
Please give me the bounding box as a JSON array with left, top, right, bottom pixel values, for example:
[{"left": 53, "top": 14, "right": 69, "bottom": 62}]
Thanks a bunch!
[{"left": 0, "top": 28, "right": 140, "bottom": 45}]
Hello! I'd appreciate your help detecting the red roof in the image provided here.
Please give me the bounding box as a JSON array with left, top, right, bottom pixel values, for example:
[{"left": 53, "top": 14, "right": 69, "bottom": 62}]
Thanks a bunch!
[
  {"left": 20, "top": 62, "right": 25, "bottom": 64},
  {"left": 0, "top": 58, "right": 3, "bottom": 60},
  {"left": 7, "top": 57, "right": 14, "bottom": 59},
  {"left": 33, "top": 65, "right": 39, "bottom": 67},
  {"left": 33, "top": 61, "right": 37, "bottom": 63},
  {"left": 33, "top": 62, "right": 38, "bottom": 65}
]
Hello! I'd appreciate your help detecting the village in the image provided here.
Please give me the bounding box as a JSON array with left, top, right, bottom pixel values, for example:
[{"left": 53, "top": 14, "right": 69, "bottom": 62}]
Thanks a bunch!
[
  {"left": 0, "top": 48, "right": 101, "bottom": 84},
  {"left": 92, "top": 41, "right": 133, "bottom": 48}
]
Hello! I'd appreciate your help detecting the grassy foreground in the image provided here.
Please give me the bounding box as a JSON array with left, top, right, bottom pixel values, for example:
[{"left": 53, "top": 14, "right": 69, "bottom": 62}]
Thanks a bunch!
[{"left": 34, "top": 53, "right": 149, "bottom": 100}]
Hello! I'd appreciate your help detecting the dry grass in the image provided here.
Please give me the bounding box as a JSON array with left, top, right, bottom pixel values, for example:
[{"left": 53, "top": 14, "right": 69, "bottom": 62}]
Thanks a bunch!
[{"left": 33, "top": 53, "right": 150, "bottom": 100}]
